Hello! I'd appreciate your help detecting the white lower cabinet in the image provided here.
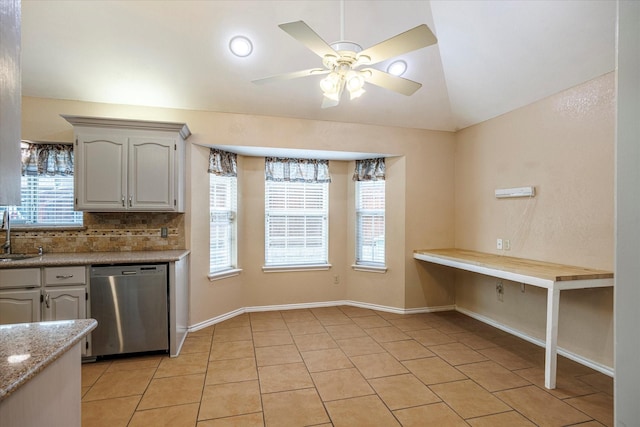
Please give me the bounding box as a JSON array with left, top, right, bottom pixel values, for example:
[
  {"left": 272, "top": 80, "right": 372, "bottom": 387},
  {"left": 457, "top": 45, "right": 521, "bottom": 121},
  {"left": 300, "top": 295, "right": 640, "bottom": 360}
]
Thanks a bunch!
[
  {"left": 0, "top": 289, "right": 41, "bottom": 324},
  {"left": 42, "top": 286, "right": 87, "bottom": 321},
  {"left": 0, "top": 268, "right": 42, "bottom": 325},
  {"left": 44, "top": 266, "right": 89, "bottom": 356},
  {"left": 0, "top": 266, "right": 89, "bottom": 355}
]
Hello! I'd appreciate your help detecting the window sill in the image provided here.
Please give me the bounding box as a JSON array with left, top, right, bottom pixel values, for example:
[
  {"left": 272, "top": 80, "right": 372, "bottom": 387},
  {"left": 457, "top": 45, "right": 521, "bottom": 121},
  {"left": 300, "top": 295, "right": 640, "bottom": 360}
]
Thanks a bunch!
[
  {"left": 263, "top": 264, "right": 332, "bottom": 273},
  {"left": 208, "top": 268, "right": 242, "bottom": 281},
  {"left": 351, "top": 264, "right": 387, "bottom": 273}
]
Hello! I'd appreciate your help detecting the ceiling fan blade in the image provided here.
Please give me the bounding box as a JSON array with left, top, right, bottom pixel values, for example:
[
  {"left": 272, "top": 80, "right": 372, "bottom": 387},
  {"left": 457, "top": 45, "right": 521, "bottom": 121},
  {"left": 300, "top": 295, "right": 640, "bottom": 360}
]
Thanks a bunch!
[
  {"left": 362, "top": 68, "right": 422, "bottom": 96},
  {"left": 279, "top": 21, "right": 337, "bottom": 59},
  {"left": 358, "top": 24, "right": 437, "bottom": 65},
  {"left": 252, "top": 68, "right": 329, "bottom": 85}
]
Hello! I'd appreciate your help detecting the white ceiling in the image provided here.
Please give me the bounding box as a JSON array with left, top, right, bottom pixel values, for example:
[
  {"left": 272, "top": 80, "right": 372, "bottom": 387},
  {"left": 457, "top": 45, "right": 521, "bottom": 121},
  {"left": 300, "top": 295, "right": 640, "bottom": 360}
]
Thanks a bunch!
[{"left": 20, "top": 0, "right": 616, "bottom": 132}]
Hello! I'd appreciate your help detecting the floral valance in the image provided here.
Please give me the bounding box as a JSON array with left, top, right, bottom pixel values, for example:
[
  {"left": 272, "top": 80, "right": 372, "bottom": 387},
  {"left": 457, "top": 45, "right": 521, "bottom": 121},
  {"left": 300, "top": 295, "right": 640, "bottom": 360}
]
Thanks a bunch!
[
  {"left": 353, "top": 158, "right": 385, "bottom": 181},
  {"left": 21, "top": 142, "right": 74, "bottom": 176},
  {"left": 265, "top": 157, "right": 331, "bottom": 183},
  {"left": 208, "top": 148, "right": 237, "bottom": 177}
]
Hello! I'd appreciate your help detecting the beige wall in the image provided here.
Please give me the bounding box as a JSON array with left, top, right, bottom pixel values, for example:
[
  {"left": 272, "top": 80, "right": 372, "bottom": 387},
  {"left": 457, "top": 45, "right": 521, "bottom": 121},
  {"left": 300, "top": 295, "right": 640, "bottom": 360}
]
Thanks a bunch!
[
  {"left": 20, "top": 73, "right": 614, "bottom": 368},
  {"left": 453, "top": 73, "right": 615, "bottom": 368},
  {"left": 21, "top": 96, "right": 457, "bottom": 328}
]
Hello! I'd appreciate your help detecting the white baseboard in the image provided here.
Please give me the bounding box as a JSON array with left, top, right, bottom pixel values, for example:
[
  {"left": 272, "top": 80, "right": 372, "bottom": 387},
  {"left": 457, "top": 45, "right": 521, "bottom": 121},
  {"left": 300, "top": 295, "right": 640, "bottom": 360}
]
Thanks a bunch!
[
  {"left": 187, "top": 301, "right": 613, "bottom": 378},
  {"left": 455, "top": 306, "right": 614, "bottom": 378},
  {"left": 188, "top": 301, "right": 455, "bottom": 332}
]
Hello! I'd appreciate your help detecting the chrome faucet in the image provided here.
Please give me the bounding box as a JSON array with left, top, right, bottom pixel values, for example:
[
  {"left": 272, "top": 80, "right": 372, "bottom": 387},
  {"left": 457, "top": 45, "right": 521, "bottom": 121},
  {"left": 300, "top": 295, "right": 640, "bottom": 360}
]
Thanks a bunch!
[{"left": 2, "top": 210, "right": 10, "bottom": 254}]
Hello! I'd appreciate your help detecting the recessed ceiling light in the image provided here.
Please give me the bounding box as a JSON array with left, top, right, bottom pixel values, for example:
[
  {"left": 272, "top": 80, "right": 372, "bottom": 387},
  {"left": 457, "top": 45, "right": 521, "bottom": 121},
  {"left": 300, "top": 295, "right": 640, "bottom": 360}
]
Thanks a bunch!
[
  {"left": 387, "top": 60, "right": 407, "bottom": 77},
  {"left": 229, "top": 35, "right": 253, "bottom": 57}
]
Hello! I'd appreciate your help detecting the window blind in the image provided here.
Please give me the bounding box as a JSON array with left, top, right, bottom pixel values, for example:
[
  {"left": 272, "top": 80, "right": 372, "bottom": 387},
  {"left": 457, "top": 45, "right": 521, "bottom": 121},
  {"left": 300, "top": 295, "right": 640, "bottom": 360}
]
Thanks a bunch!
[
  {"left": 209, "top": 174, "right": 237, "bottom": 273},
  {"left": 356, "top": 180, "right": 385, "bottom": 265},
  {"left": 265, "top": 180, "right": 329, "bottom": 266},
  {"left": 1, "top": 175, "right": 83, "bottom": 226}
]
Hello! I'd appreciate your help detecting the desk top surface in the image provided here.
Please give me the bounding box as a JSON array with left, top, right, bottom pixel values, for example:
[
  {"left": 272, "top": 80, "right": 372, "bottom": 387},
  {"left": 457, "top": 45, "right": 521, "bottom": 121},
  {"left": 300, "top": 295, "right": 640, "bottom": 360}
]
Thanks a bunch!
[{"left": 413, "top": 248, "right": 614, "bottom": 282}]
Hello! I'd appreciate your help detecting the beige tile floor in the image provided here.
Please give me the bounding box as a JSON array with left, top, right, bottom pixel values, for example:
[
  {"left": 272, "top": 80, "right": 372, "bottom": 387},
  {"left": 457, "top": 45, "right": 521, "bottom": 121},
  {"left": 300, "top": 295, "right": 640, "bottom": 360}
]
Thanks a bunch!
[{"left": 81, "top": 307, "right": 613, "bottom": 427}]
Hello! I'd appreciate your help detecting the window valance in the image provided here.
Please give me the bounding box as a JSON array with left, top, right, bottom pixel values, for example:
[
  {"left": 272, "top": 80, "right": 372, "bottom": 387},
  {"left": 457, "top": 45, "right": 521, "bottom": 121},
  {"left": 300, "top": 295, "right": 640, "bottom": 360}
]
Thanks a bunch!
[
  {"left": 265, "top": 157, "right": 331, "bottom": 183},
  {"left": 21, "top": 142, "right": 74, "bottom": 176},
  {"left": 353, "top": 158, "right": 385, "bottom": 181},
  {"left": 208, "top": 148, "right": 237, "bottom": 177}
]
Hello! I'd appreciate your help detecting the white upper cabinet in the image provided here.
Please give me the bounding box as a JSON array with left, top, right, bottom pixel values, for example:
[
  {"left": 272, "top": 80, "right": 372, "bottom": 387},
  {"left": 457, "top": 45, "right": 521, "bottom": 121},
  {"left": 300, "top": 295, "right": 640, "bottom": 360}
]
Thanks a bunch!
[
  {"left": 62, "top": 115, "right": 190, "bottom": 212},
  {"left": 129, "top": 136, "right": 176, "bottom": 210},
  {"left": 0, "top": 0, "right": 22, "bottom": 205}
]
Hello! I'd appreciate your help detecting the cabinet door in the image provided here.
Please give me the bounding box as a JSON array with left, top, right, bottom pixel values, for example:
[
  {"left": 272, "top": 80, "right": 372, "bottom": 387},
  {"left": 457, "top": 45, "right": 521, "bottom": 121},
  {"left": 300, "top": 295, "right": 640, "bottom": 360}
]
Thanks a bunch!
[
  {"left": 129, "top": 136, "right": 176, "bottom": 210},
  {"left": 75, "top": 134, "right": 128, "bottom": 211},
  {"left": 43, "top": 286, "right": 89, "bottom": 356},
  {"left": 0, "top": 289, "right": 41, "bottom": 325},
  {"left": 42, "top": 286, "right": 87, "bottom": 322}
]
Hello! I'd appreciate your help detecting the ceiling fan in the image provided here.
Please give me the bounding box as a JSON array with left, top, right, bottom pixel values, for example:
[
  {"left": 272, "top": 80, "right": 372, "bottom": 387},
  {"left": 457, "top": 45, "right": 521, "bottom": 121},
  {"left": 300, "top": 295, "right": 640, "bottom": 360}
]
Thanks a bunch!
[{"left": 252, "top": 17, "right": 437, "bottom": 108}]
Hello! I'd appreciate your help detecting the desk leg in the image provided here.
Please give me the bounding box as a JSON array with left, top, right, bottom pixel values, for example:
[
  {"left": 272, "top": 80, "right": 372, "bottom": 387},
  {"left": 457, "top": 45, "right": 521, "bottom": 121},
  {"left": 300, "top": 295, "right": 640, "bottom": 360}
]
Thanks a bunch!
[{"left": 545, "top": 287, "right": 560, "bottom": 389}]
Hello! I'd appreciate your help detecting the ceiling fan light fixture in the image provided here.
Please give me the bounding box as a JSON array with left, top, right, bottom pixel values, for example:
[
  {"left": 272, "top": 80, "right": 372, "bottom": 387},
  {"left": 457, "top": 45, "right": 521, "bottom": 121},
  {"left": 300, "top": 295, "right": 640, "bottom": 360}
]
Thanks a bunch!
[
  {"left": 229, "top": 35, "right": 253, "bottom": 57},
  {"left": 320, "top": 72, "right": 341, "bottom": 94},
  {"left": 323, "top": 90, "right": 341, "bottom": 102},
  {"left": 346, "top": 70, "right": 364, "bottom": 92},
  {"left": 387, "top": 60, "right": 408, "bottom": 76},
  {"left": 346, "top": 71, "right": 365, "bottom": 100},
  {"left": 348, "top": 86, "right": 365, "bottom": 100}
]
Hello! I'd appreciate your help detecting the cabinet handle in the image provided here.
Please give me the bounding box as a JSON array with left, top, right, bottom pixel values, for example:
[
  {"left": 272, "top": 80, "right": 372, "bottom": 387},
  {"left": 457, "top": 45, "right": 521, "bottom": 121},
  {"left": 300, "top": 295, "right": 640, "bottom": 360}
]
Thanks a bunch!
[
  {"left": 44, "top": 292, "right": 50, "bottom": 309},
  {"left": 55, "top": 274, "right": 74, "bottom": 279},
  {"left": 129, "top": 196, "right": 132, "bottom": 207},
  {"left": 122, "top": 196, "right": 125, "bottom": 207}
]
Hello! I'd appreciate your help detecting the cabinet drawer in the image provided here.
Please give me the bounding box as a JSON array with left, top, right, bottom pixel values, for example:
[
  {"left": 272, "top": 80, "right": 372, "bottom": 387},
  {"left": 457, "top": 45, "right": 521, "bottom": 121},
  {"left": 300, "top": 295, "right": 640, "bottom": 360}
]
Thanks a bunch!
[
  {"left": 45, "top": 266, "right": 86, "bottom": 286},
  {"left": 0, "top": 268, "right": 41, "bottom": 289}
]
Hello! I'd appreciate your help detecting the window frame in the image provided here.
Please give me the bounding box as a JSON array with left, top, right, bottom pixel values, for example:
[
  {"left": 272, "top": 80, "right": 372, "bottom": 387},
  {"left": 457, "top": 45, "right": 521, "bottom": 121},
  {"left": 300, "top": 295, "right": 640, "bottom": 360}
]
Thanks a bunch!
[
  {"left": 264, "top": 179, "right": 330, "bottom": 271},
  {"left": 208, "top": 173, "right": 239, "bottom": 279},
  {"left": 354, "top": 179, "right": 386, "bottom": 270}
]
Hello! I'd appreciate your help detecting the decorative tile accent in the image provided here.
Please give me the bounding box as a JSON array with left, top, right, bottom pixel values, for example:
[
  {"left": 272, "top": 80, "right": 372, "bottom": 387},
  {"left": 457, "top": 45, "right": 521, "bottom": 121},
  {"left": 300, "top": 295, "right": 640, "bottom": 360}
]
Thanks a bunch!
[{"left": 7, "top": 212, "right": 185, "bottom": 253}]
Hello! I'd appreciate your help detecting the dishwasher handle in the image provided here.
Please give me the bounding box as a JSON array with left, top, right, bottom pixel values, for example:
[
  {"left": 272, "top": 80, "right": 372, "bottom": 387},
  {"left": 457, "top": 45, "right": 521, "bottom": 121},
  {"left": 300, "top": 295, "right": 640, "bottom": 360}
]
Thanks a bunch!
[{"left": 121, "top": 270, "right": 138, "bottom": 275}]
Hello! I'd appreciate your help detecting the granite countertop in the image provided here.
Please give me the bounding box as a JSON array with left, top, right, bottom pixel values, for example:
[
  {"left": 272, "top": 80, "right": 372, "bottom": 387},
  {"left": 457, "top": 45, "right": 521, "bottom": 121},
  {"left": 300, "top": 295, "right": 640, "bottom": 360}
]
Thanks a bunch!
[
  {"left": 0, "top": 249, "right": 190, "bottom": 268},
  {"left": 0, "top": 319, "right": 97, "bottom": 402}
]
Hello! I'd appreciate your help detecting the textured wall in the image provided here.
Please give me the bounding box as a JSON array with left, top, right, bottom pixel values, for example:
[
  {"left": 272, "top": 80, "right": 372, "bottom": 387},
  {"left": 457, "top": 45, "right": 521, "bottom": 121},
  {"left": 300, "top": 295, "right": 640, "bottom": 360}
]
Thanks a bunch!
[
  {"left": 21, "top": 96, "right": 457, "bottom": 327},
  {"left": 453, "top": 73, "right": 615, "bottom": 368}
]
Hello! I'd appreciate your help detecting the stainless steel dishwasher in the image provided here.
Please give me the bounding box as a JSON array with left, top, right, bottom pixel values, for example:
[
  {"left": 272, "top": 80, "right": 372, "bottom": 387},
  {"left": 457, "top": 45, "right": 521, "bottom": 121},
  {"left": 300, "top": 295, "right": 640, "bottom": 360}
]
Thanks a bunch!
[{"left": 89, "top": 264, "right": 168, "bottom": 357}]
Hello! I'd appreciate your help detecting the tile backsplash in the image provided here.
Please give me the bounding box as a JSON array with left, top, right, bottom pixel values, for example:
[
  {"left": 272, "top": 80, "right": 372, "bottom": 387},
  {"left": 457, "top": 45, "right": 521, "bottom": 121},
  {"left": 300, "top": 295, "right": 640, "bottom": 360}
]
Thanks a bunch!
[{"left": 6, "top": 212, "right": 185, "bottom": 254}]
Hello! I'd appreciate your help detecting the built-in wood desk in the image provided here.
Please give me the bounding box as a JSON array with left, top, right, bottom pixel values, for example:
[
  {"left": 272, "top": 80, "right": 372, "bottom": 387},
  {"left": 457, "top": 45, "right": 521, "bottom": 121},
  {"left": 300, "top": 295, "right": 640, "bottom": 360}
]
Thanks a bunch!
[{"left": 413, "top": 248, "right": 614, "bottom": 389}]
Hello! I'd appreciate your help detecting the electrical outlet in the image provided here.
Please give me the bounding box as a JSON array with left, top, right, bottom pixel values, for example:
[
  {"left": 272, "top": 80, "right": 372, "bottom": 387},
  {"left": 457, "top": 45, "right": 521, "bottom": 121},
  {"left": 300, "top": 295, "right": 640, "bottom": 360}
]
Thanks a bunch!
[
  {"left": 496, "top": 238, "right": 503, "bottom": 250},
  {"left": 161, "top": 227, "right": 168, "bottom": 238},
  {"left": 504, "top": 239, "right": 511, "bottom": 251},
  {"left": 333, "top": 275, "right": 340, "bottom": 285}
]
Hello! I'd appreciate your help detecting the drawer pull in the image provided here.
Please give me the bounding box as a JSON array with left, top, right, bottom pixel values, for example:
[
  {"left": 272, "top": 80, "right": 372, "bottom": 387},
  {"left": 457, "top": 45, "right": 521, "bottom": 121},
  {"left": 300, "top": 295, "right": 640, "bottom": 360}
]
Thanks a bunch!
[{"left": 55, "top": 274, "right": 74, "bottom": 279}]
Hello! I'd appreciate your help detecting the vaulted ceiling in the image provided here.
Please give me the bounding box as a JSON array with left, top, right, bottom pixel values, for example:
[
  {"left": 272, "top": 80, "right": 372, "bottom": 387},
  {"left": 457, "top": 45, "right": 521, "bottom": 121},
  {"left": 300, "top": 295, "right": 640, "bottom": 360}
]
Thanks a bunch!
[{"left": 21, "top": 0, "right": 616, "bottom": 132}]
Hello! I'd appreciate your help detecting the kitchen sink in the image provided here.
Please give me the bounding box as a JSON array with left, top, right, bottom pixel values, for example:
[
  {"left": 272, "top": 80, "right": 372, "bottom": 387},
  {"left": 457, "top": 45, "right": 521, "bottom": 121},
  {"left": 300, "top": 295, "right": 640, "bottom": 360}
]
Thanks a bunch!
[{"left": 0, "top": 254, "right": 40, "bottom": 262}]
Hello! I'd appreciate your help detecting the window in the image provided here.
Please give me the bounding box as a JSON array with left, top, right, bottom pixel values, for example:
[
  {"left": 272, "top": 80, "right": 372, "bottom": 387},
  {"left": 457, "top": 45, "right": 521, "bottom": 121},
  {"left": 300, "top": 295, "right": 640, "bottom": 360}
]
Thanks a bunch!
[
  {"left": 354, "top": 162, "right": 385, "bottom": 266},
  {"left": 209, "top": 174, "right": 237, "bottom": 273},
  {"left": 0, "top": 176, "right": 83, "bottom": 227},
  {"left": 1, "top": 143, "right": 82, "bottom": 227},
  {"left": 264, "top": 157, "right": 331, "bottom": 268},
  {"left": 208, "top": 149, "right": 238, "bottom": 275},
  {"left": 353, "top": 158, "right": 385, "bottom": 268},
  {"left": 265, "top": 180, "right": 329, "bottom": 266}
]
